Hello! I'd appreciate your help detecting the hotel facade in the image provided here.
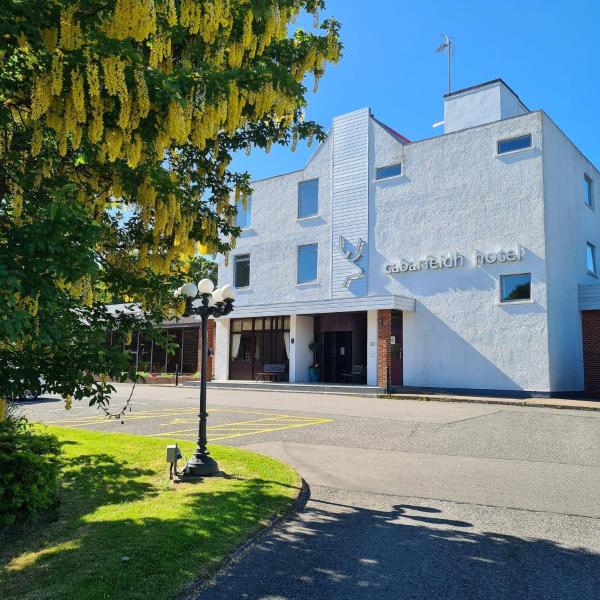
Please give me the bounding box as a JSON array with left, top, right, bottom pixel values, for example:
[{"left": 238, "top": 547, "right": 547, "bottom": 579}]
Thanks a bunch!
[{"left": 211, "top": 79, "right": 600, "bottom": 395}]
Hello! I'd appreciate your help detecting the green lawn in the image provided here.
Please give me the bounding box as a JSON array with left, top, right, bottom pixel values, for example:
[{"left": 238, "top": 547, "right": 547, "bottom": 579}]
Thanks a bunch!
[{"left": 0, "top": 426, "right": 300, "bottom": 600}]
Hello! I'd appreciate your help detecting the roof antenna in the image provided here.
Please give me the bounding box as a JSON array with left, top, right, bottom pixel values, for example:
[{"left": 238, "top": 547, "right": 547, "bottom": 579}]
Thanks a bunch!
[{"left": 435, "top": 34, "right": 454, "bottom": 94}]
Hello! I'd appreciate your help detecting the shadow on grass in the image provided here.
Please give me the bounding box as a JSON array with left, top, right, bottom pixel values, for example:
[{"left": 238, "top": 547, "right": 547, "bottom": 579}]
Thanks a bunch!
[
  {"left": 199, "top": 498, "right": 600, "bottom": 600},
  {"left": 0, "top": 445, "right": 296, "bottom": 600},
  {"left": 60, "top": 447, "right": 158, "bottom": 508}
]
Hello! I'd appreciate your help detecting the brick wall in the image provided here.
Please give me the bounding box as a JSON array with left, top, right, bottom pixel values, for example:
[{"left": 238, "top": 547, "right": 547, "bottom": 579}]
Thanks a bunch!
[
  {"left": 582, "top": 310, "right": 600, "bottom": 393},
  {"left": 377, "top": 309, "right": 391, "bottom": 389},
  {"left": 197, "top": 320, "right": 216, "bottom": 380}
]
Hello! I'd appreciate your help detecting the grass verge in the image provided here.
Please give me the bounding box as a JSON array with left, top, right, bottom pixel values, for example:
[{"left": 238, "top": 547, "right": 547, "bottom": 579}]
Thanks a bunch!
[{"left": 0, "top": 426, "right": 300, "bottom": 600}]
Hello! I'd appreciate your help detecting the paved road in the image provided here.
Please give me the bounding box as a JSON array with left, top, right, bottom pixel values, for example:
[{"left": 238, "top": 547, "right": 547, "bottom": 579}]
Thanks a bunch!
[{"left": 22, "top": 384, "right": 600, "bottom": 600}]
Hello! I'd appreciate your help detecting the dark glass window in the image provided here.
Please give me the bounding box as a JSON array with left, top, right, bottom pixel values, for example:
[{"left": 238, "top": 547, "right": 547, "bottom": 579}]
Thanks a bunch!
[
  {"left": 584, "top": 175, "right": 594, "bottom": 208},
  {"left": 500, "top": 273, "right": 531, "bottom": 303},
  {"left": 497, "top": 134, "right": 532, "bottom": 154},
  {"left": 376, "top": 163, "right": 402, "bottom": 180},
  {"left": 234, "top": 254, "right": 250, "bottom": 288},
  {"left": 235, "top": 197, "right": 251, "bottom": 228},
  {"left": 587, "top": 243, "right": 597, "bottom": 275},
  {"left": 298, "top": 179, "right": 319, "bottom": 218},
  {"left": 297, "top": 243, "right": 318, "bottom": 283}
]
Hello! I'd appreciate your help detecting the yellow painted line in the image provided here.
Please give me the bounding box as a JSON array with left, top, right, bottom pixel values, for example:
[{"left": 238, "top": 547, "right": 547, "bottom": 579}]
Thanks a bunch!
[
  {"left": 45, "top": 407, "right": 308, "bottom": 427},
  {"left": 209, "top": 420, "right": 332, "bottom": 442},
  {"left": 153, "top": 418, "right": 333, "bottom": 440}
]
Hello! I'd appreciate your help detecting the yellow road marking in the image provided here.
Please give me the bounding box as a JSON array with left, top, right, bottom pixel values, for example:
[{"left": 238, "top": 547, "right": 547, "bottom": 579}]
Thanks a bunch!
[
  {"left": 45, "top": 406, "right": 333, "bottom": 441},
  {"left": 153, "top": 417, "right": 332, "bottom": 440}
]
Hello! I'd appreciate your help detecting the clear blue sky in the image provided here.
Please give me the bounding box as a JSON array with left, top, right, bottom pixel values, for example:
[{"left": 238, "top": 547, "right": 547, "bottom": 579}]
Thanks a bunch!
[{"left": 232, "top": 0, "right": 600, "bottom": 181}]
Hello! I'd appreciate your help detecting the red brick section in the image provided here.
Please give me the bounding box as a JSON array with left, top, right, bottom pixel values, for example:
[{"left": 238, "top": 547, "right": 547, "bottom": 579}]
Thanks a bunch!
[
  {"left": 196, "top": 320, "right": 216, "bottom": 380},
  {"left": 582, "top": 310, "right": 600, "bottom": 392},
  {"left": 377, "top": 309, "right": 392, "bottom": 389}
]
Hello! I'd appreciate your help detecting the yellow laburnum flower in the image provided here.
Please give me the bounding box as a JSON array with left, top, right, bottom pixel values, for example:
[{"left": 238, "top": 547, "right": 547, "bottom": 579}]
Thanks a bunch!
[
  {"left": 127, "top": 133, "right": 143, "bottom": 168},
  {"left": 51, "top": 51, "right": 64, "bottom": 95},
  {"left": 134, "top": 69, "right": 151, "bottom": 117},
  {"left": 41, "top": 27, "right": 58, "bottom": 52},
  {"left": 59, "top": 6, "right": 83, "bottom": 51}
]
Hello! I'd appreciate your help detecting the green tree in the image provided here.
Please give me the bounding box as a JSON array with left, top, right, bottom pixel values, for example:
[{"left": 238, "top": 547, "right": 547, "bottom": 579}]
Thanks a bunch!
[
  {"left": 0, "top": 0, "right": 341, "bottom": 407},
  {"left": 187, "top": 255, "right": 217, "bottom": 287}
]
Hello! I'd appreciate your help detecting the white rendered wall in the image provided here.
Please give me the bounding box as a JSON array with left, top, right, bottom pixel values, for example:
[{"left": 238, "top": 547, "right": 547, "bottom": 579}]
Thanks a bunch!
[
  {"left": 370, "top": 112, "right": 551, "bottom": 392},
  {"left": 289, "top": 315, "right": 314, "bottom": 383},
  {"left": 214, "top": 319, "right": 230, "bottom": 381},
  {"left": 542, "top": 114, "right": 600, "bottom": 391},
  {"left": 217, "top": 137, "right": 332, "bottom": 306},
  {"left": 444, "top": 81, "right": 527, "bottom": 134},
  {"left": 366, "top": 309, "right": 378, "bottom": 385}
]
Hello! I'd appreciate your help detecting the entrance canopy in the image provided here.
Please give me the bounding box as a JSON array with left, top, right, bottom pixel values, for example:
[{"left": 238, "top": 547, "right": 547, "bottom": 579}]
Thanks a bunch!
[{"left": 227, "top": 294, "right": 415, "bottom": 319}]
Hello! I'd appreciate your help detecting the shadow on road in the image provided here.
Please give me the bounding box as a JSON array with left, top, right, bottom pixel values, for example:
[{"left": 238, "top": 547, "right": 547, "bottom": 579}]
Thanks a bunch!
[{"left": 201, "top": 497, "right": 600, "bottom": 600}]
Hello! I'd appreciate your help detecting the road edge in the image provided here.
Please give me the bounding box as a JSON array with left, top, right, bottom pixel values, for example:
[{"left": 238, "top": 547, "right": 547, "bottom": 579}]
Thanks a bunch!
[
  {"left": 176, "top": 477, "right": 311, "bottom": 600},
  {"left": 378, "top": 394, "right": 600, "bottom": 412}
]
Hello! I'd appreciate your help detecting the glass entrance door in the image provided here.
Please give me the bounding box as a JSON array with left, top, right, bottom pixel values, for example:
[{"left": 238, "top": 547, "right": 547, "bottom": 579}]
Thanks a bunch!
[{"left": 322, "top": 331, "right": 352, "bottom": 383}]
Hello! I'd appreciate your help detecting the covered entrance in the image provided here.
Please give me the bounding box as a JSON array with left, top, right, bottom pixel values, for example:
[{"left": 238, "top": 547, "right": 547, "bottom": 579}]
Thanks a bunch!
[
  {"left": 314, "top": 312, "right": 367, "bottom": 384},
  {"left": 229, "top": 316, "right": 290, "bottom": 381}
]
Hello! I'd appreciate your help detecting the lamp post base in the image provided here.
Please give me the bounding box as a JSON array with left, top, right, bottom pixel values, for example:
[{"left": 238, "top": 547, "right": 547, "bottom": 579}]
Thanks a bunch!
[{"left": 179, "top": 455, "right": 220, "bottom": 480}]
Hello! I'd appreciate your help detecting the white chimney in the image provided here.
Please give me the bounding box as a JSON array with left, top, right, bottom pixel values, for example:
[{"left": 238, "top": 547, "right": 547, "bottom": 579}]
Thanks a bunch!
[{"left": 443, "top": 79, "right": 529, "bottom": 134}]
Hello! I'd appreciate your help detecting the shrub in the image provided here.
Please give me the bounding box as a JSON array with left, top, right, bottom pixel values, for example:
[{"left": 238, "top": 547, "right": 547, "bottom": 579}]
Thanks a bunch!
[{"left": 0, "top": 417, "right": 61, "bottom": 526}]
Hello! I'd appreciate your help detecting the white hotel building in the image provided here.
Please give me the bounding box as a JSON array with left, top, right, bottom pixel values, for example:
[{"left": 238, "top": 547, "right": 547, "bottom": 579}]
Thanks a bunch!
[{"left": 213, "top": 79, "right": 600, "bottom": 395}]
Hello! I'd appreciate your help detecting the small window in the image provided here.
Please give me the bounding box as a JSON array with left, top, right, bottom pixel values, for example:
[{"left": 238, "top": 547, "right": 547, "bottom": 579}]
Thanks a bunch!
[
  {"left": 587, "top": 242, "right": 597, "bottom": 275},
  {"left": 376, "top": 163, "right": 402, "bottom": 180},
  {"left": 298, "top": 179, "right": 318, "bottom": 219},
  {"left": 233, "top": 254, "right": 250, "bottom": 288},
  {"left": 584, "top": 175, "right": 594, "bottom": 208},
  {"left": 235, "top": 197, "right": 251, "bottom": 229},
  {"left": 497, "top": 134, "right": 532, "bottom": 155},
  {"left": 500, "top": 273, "right": 531, "bottom": 303},
  {"left": 297, "top": 243, "right": 318, "bottom": 283}
]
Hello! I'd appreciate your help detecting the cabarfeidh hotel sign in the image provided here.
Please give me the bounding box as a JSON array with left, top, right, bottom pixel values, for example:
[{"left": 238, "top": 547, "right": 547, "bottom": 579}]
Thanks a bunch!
[{"left": 385, "top": 245, "right": 524, "bottom": 274}]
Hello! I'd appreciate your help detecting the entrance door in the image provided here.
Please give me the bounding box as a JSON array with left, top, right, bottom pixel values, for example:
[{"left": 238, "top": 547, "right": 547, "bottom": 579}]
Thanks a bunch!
[
  {"left": 322, "top": 331, "right": 352, "bottom": 383},
  {"left": 229, "top": 330, "right": 254, "bottom": 380},
  {"left": 390, "top": 312, "right": 403, "bottom": 386}
]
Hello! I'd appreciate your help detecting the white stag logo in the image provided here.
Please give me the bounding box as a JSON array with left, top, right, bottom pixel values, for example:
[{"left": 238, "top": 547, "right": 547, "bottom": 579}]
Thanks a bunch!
[{"left": 338, "top": 235, "right": 365, "bottom": 287}]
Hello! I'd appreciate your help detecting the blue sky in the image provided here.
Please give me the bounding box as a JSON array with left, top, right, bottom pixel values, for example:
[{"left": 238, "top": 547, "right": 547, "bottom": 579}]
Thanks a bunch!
[{"left": 231, "top": 0, "right": 600, "bottom": 180}]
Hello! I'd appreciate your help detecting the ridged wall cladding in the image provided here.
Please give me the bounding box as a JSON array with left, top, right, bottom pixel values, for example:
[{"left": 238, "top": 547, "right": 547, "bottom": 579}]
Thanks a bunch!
[{"left": 331, "top": 108, "right": 370, "bottom": 298}]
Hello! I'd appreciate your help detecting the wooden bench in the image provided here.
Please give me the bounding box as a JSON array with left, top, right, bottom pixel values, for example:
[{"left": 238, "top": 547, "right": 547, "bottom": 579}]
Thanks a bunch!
[
  {"left": 341, "top": 365, "right": 365, "bottom": 385},
  {"left": 255, "top": 364, "right": 286, "bottom": 382}
]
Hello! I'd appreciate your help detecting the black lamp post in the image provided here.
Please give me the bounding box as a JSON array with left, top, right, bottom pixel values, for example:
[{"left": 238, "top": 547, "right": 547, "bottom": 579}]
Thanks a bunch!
[{"left": 176, "top": 278, "right": 235, "bottom": 479}]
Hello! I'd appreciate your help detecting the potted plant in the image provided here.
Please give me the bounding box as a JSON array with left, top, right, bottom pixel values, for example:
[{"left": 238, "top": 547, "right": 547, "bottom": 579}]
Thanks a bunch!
[
  {"left": 308, "top": 362, "right": 320, "bottom": 383},
  {"left": 308, "top": 341, "right": 322, "bottom": 383}
]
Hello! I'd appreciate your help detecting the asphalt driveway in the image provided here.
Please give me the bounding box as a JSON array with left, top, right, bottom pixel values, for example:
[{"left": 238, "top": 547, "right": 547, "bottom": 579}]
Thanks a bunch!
[{"left": 21, "top": 384, "right": 600, "bottom": 599}]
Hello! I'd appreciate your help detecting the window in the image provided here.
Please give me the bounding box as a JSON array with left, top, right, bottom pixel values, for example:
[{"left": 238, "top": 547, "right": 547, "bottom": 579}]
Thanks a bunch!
[
  {"left": 497, "top": 134, "right": 532, "bottom": 155},
  {"left": 298, "top": 179, "right": 319, "bottom": 218},
  {"left": 235, "top": 197, "right": 251, "bottom": 229},
  {"left": 584, "top": 175, "right": 594, "bottom": 208},
  {"left": 587, "top": 242, "right": 597, "bottom": 275},
  {"left": 233, "top": 254, "right": 250, "bottom": 288},
  {"left": 297, "top": 243, "right": 318, "bottom": 283},
  {"left": 376, "top": 163, "right": 402, "bottom": 180},
  {"left": 500, "top": 273, "right": 531, "bottom": 303}
]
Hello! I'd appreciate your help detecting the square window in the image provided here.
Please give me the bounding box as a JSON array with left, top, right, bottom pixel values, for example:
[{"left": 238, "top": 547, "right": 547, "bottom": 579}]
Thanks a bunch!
[
  {"left": 497, "top": 134, "right": 532, "bottom": 155},
  {"left": 235, "top": 197, "right": 251, "bottom": 228},
  {"left": 584, "top": 175, "right": 594, "bottom": 208},
  {"left": 297, "top": 243, "right": 318, "bottom": 283},
  {"left": 298, "top": 179, "right": 319, "bottom": 218},
  {"left": 587, "top": 242, "right": 597, "bottom": 275},
  {"left": 376, "top": 163, "right": 402, "bottom": 180},
  {"left": 233, "top": 254, "right": 250, "bottom": 288},
  {"left": 500, "top": 273, "right": 531, "bottom": 303}
]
